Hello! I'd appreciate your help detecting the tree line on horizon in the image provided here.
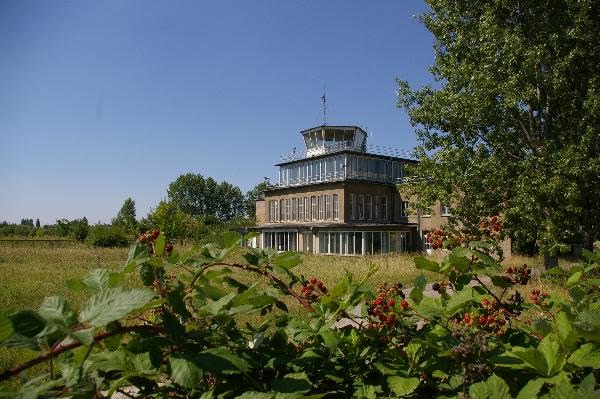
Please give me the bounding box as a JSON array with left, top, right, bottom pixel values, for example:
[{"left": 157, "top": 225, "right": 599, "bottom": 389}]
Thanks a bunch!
[{"left": 0, "top": 173, "right": 269, "bottom": 246}]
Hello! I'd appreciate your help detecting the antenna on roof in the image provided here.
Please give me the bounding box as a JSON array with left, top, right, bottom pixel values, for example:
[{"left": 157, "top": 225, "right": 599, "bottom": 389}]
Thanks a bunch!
[{"left": 321, "top": 85, "right": 327, "bottom": 126}]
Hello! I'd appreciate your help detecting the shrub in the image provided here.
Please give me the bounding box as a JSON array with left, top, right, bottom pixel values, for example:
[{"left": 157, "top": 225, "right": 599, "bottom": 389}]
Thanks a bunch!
[
  {"left": 86, "top": 225, "right": 131, "bottom": 248},
  {"left": 1, "top": 230, "right": 599, "bottom": 397}
]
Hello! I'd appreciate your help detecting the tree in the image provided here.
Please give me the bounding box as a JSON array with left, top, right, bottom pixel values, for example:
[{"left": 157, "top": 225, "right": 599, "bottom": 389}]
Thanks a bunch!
[
  {"left": 167, "top": 173, "right": 245, "bottom": 222},
  {"left": 35, "top": 218, "right": 40, "bottom": 228},
  {"left": 397, "top": 0, "right": 600, "bottom": 266},
  {"left": 69, "top": 217, "right": 89, "bottom": 242},
  {"left": 113, "top": 197, "right": 137, "bottom": 233},
  {"left": 245, "top": 181, "right": 270, "bottom": 218},
  {"left": 147, "top": 201, "right": 191, "bottom": 241}
]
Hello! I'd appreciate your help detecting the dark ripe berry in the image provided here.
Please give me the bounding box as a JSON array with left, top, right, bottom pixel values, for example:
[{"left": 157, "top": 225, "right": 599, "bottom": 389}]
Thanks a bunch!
[
  {"left": 165, "top": 243, "right": 174, "bottom": 254},
  {"left": 151, "top": 230, "right": 160, "bottom": 240},
  {"left": 507, "top": 267, "right": 513, "bottom": 274},
  {"left": 387, "top": 316, "right": 395, "bottom": 325},
  {"left": 497, "top": 318, "right": 506, "bottom": 326},
  {"left": 432, "top": 282, "right": 441, "bottom": 292},
  {"left": 319, "top": 286, "right": 328, "bottom": 294}
]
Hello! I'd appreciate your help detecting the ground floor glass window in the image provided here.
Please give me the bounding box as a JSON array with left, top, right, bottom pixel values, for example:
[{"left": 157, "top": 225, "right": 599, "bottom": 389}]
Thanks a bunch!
[
  {"left": 317, "top": 231, "right": 409, "bottom": 255},
  {"left": 263, "top": 231, "right": 297, "bottom": 251}
]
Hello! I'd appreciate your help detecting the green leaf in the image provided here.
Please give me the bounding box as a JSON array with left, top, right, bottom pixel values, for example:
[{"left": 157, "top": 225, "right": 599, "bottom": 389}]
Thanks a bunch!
[
  {"left": 471, "top": 249, "right": 500, "bottom": 269},
  {"left": 511, "top": 346, "right": 548, "bottom": 375},
  {"left": 0, "top": 311, "right": 14, "bottom": 343},
  {"left": 555, "top": 311, "right": 577, "bottom": 349},
  {"left": 169, "top": 356, "right": 203, "bottom": 388},
  {"left": 155, "top": 232, "right": 166, "bottom": 256},
  {"left": 414, "top": 256, "right": 440, "bottom": 272},
  {"left": 582, "top": 249, "right": 600, "bottom": 264},
  {"left": 65, "top": 278, "right": 87, "bottom": 291},
  {"left": 469, "top": 374, "right": 511, "bottom": 399},
  {"left": 445, "top": 287, "right": 475, "bottom": 315},
  {"left": 195, "top": 347, "right": 251, "bottom": 374},
  {"left": 387, "top": 376, "right": 419, "bottom": 397},
  {"left": 9, "top": 310, "right": 46, "bottom": 338},
  {"left": 538, "top": 335, "right": 565, "bottom": 376},
  {"left": 574, "top": 310, "right": 600, "bottom": 343},
  {"left": 207, "top": 292, "right": 237, "bottom": 315},
  {"left": 568, "top": 343, "right": 600, "bottom": 368},
  {"left": 516, "top": 378, "right": 546, "bottom": 399},
  {"left": 448, "top": 251, "right": 471, "bottom": 272},
  {"left": 82, "top": 269, "right": 110, "bottom": 293},
  {"left": 38, "top": 296, "right": 76, "bottom": 327},
  {"left": 79, "top": 287, "right": 155, "bottom": 327},
  {"left": 490, "top": 275, "right": 512, "bottom": 288},
  {"left": 319, "top": 327, "right": 338, "bottom": 351},
  {"left": 271, "top": 372, "right": 312, "bottom": 393},
  {"left": 566, "top": 271, "right": 582, "bottom": 287},
  {"left": 139, "top": 264, "right": 155, "bottom": 286},
  {"left": 273, "top": 251, "right": 301, "bottom": 269},
  {"left": 409, "top": 274, "right": 427, "bottom": 305},
  {"left": 222, "top": 230, "right": 241, "bottom": 249},
  {"left": 71, "top": 329, "right": 94, "bottom": 346}
]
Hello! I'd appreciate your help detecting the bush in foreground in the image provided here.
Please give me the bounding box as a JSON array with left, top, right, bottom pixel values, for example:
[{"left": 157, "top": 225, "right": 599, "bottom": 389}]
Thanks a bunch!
[{"left": 0, "top": 230, "right": 599, "bottom": 398}]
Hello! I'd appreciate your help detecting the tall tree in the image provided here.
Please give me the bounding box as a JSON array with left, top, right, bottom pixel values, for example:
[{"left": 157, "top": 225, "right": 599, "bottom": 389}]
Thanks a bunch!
[
  {"left": 113, "top": 198, "right": 138, "bottom": 233},
  {"left": 398, "top": 0, "right": 600, "bottom": 265},
  {"left": 167, "top": 173, "right": 245, "bottom": 221},
  {"left": 35, "top": 218, "right": 40, "bottom": 228}
]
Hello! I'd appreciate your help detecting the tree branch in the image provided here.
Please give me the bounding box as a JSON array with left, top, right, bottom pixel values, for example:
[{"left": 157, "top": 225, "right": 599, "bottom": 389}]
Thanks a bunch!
[{"left": 0, "top": 325, "right": 162, "bottom": 382}]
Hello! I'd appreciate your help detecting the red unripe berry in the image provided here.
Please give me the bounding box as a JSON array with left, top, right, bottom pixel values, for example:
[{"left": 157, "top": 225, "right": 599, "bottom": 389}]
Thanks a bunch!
[
  {"left": 400, "top": 300, "right": 409, "bottom": 310},
  {"left": 388, "top": 299, "right": 395, "bottom": 307},
  {"left": 497, "top": 319, "right": 506, "bottom": 326},
  {"left": 387, "top": 316, "right": 395, "bottom": 325},
  {"left": 478, "top": 316, "right": 487, "bottom": 325},
  {"left": 310, "top": 277, "right": 317, "bottom": 284},
  {"left": 507, "top": 267, "right": 513, "bottom": 274},
  {"left": 487, "top": 316, "right": 495, "bottom": 324},
  {"left": 151, "top": 230, "right": 160, "bottom": 240}
]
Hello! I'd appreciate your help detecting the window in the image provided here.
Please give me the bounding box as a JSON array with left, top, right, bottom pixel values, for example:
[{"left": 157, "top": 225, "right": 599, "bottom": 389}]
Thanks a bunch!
[
  {"left": 333, "top": 194, "right": 339, "bottom": 220},
  {"left": 264, "top": 231, "right": 297, "bottom": 251},
  {"left": 365, "top": 195, "right": 372, "bottom": 220},
  {"left": 348, "top": 194, "right": 355, "bottom": 220},
  {"left": 441, "top": 204, "right": 451, "bottom": 217},
  {"left": 325, "top": 195, "right": 331, "bottom": 220},
  {"left": 318, "top": 195, "right": 324, "bottom": 220},
  {"left": 374, "top": 196, "right": 387, "bottom": 220},
  {"left": 401, "top": 201, "right": 410, "bottom": 217},
  {"left": 292, "top": 198, "right": 297, "bottom": 221},
  {"left": 358, "top": 195, "right": 365, "bottom": 220},
  {"left": 311, "top": 196, "right": 317, "bottom": 221},
  {"left": 268, "top": 201, "right": 273, "bottom": 222},
  {"left": 280, "top": 199, "right": 285, "bottom": 222},
  {"left": 298, "top": 197, "right": 303, "bottom": 222},
  {"left": 274, "top": 200, "right": 279, "bottom": 222},
  {"left": 285, "top": 199, "right": 290, "bottom": 221},
  {"left": 305, "top": 197, "right": 310, "bottom": 221}
]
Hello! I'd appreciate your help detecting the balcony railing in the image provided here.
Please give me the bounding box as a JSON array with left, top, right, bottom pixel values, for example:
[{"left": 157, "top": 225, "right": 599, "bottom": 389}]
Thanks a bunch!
[
  {"left": 273, "top": 171, "right": 405, "bottom": 188},
  {"left": 279, "top": 143, "right": 416, "bottom": 163}
]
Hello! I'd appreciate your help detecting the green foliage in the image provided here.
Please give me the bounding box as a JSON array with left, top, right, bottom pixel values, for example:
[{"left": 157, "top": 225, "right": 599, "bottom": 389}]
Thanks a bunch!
[
  {"left": 112, "top": 197, "right": 137, "bottom": 233},
  {"left": 2, "top": 231, "right": 600, "bottom": 398},
  {"left": 245, "top": 181, "right": 270, "bottom": 218},
  {"left": 398, "top": 0, "right": 600, "bottom": 258},
  {"left": 68, "top": 217, "right": 89, "bottom": 242},
  {"left": 167, "top": 173, "right": 245, "bottom": 222},
  {"left": 87, "top": 225, "right": 130, "bottom": 248}
]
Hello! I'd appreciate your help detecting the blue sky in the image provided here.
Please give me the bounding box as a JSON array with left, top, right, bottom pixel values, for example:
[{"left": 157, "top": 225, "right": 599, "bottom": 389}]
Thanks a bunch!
[{"left": 0, "top": 0, "right": 435, "bottom": 225}]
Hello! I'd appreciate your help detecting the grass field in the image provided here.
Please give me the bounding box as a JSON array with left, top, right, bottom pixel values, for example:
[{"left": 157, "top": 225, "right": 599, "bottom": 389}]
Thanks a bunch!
[{"left": 0, "top": 242, "right": 571, "bottom": 387}]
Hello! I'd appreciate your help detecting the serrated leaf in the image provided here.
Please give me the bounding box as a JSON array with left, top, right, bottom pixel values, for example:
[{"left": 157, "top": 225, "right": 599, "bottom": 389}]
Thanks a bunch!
[
  {"left": 195, "top": 347, "right": 251, "bottom": 374},
  {"left": 319, "top": 328, "right": 338, "bottom": 350},
  {"left": 207, "top": 292, "right": 237, "bottom": 315},
  {"left": 10, "top": 310, "right": 46, "bottom": 338},
  {"left": 126, "top": 244, "right": 151, "bottom": 266},
  {"left": 516, "top": 378, "right": 546, "bottom": 399},
  {"left": 414, "top": 256, "right": 440, "bottom": 272},
  {"left": 568, "top": 343, "right": 600, "bottom": 368},
  {"left": 490, "top": 275, "right": 512, "bottom": 288},
  {"left": 273, "top": 251, "right": 301, "bottom": 269},
  {"left": 272, "top": 372, "right": 312, "bottom": 393},
  {"left": 155, "top": 232, "right": 166, "bottom": 256},
  {"left": 140, "top": 264, "right": 155, "bottom": 286},
  {"left": 409, "top": 274, "right": 427, "bottom": 305},
  {"left": 511, "top": 346, "right": 548, "bottom": 375},
  {"left": 79, "top": 287, "right": 155, "bottom": 327},
  {"left": 448, "top": 251, "right": 471, "bottom": 272},
  {"left": 0, "top": 311, "right": 14, "bottom": 343},
  {"left": 38, "top": 296, "right": 76, "bottom": 327},
  {"left": 469, "top": 374, "right": 511, "bottom": 399},
  {"left": 83, "top": 269, "right": 110, "bottom": 293},
  {"left": 446, "top": 287, "right": 475, "bottom": 315},
  {"left": 538, "top": 335, "right": 564, "bottom": 376},
  {"left": 555, "top": 311, "right": 577, "bottom": 349},
  {"left": 71, "top": 329, "right": 94, "bottom": 346},
  {"left": 170, "top": 356, "right": 203, "bottom": 388},
  {"left": 582, "top": 249, "right": 600, "bottom": 264},
  {"left": 387, "top": 376, "right": 419, "bottom": 397}
]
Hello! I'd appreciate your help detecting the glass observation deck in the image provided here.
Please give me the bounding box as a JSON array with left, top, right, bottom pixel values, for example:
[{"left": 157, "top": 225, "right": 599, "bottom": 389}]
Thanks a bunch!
[{"left": 273, "top": 125, "right": 416, "bottom": 188}]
